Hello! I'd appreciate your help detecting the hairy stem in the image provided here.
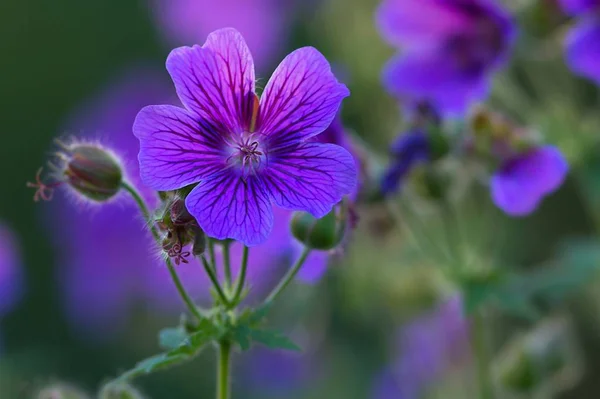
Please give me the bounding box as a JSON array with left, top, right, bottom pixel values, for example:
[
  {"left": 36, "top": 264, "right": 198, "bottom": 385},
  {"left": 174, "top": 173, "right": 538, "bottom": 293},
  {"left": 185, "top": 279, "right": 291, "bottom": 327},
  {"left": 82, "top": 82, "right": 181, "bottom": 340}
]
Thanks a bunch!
[
  {"left": 222, "top": 241, "right": 233, "bottom": 293},
  {"left": 230, "top": 246, "right": 249, "bottom": 307},
  {"left": 264, "top": 246, "right": 311, "bottom": 304},
  {"left": 200, "top": 255, "right": 231, "bottom": 307},
  {"left": 473, "top": 309, "right": 495, "bottom": 399},
  {"left": 121, "top": 182, "right": 203, "bottom": 321}
]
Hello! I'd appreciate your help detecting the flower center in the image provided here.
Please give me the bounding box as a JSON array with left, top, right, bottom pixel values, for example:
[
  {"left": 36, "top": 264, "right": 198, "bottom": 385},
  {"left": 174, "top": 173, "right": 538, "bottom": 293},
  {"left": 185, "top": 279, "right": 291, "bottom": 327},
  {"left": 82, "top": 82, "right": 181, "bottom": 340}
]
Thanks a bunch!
[{"left": 227, "top": 133, "right": 266, "bottom": 174}]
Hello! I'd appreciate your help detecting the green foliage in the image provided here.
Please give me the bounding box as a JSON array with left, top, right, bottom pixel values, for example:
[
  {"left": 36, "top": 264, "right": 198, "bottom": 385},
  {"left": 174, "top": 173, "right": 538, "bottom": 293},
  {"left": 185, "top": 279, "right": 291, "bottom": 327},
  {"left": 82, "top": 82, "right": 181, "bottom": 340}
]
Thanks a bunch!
[{"left": 461, "top": 240, "right": 600, "bottom": 318}]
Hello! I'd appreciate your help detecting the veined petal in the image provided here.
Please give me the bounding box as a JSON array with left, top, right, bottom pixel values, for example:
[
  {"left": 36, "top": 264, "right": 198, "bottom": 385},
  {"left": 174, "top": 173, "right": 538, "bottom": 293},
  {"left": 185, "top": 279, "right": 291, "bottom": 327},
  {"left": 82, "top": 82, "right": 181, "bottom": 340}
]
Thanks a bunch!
[
  {"left": 166, "top": 28, "right": 256, "bottom": 134},
  {"left": 263, "top": 143, "right": 357, "bottom": 218},
  {"left": 133, "top": 105, "right": 226, "bottom": 190},
  {"left": 565, "top": 17, "right": 600, "bottom": 83},
  {"left": 383, "top": 53, "right": 489, "bottom": 115},
  {"left": 185, "top": 171, "right": 273, "bottom": 246},
  {"left": 258, "top": 47, "right": 349, "bottom": 147}
]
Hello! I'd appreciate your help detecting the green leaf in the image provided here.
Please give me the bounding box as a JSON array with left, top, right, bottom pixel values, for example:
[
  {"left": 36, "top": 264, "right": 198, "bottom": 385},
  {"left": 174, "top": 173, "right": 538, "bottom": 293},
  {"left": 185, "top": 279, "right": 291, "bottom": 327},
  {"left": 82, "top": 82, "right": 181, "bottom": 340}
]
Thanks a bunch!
[
  {"left": 232, "top": 325, "right": 251, "bottom": 351},
  {"left": 158, "top": 327, "right": 187, "bottom": 351},
  {"left": 247, "top": 303, "right": 272, "bottom": 326},
  {"left": 249, "top": 329, "right": 302, "bottom": 352},
  {"left": 118, "top": 320, "right": 223, "bottom": 381}
]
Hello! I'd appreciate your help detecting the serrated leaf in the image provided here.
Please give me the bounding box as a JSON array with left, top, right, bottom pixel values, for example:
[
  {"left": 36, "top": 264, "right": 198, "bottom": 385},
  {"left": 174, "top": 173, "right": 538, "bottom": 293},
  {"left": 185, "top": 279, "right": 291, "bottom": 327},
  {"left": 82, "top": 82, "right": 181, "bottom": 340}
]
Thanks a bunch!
[
  {"left": 249, "top": 329, "right": 302, "bottom": 352},
  {"left": 118, "top": 352, "right": 190, "bottom": 381},
  {"left": 248, "top": 303, "right": 272, "bottom": 325},
  {"left": 158, "top": 327, "right": 187, "bottom": 351}
]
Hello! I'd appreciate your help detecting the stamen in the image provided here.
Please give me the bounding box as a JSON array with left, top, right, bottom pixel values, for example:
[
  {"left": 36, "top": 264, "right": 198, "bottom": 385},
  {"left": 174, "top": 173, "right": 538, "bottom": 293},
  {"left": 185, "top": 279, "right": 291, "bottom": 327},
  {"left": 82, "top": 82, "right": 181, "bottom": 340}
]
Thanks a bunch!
[{"left": 26, "top": 167, "right": 62, "bottom": 202}]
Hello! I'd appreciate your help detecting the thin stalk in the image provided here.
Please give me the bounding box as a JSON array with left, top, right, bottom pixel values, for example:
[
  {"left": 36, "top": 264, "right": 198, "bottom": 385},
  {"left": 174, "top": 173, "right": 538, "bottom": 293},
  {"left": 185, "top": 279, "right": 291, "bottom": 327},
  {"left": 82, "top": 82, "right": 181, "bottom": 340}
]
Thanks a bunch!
[
  {"left": 208, "top": 239, "right": 217, "bottom": 272},
  {"left": 230, "top": 246, "right": 249, "bottom": 307},
  {"left": 200, "top": 255, "right": 231, "bottom": 307},
  {"left": 222, "top": 241, "right": 233, "bottom": 292},
  {"left": 473, "top": 309, "right": 495, "bottom": 399},
  {"left": 264, "top": 246, "right": 311, "bottom": 304},
  {"left": 216, "top": 341, "right": 232, "bottom": 399},
  {"left": 120, "top": 181, "right": 203, "bottom": 321}
]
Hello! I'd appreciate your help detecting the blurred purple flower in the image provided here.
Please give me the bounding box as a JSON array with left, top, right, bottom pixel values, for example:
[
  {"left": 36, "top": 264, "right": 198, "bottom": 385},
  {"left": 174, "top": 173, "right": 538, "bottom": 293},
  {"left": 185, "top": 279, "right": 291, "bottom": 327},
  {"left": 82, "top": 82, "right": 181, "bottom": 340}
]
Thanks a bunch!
[
  {"left": 558, "top": 0, "right": 599, "bottom": 15},
  {"left": 377, "top": 0, "right": 515, "bottom": 115},
  {"left": 151, "top": 0, "right": 291, "bottom": 66},
  {"left": 134, "top": 28, "right": 356, "bottom": 246},
  {"left": 380, "top": 129, "right": 430, "bottom": 195},
  {"left": 0, "top": 223, "right": 22, "bottom": 317},
  {"left": 373, "top": 295, "right": 469, "bottom": 399},
  {"left": 490, "top": 145, "right": 568, "bottom": 216},
  {"left": 565, "top": 15, "right": 600, "bottom": 83}
]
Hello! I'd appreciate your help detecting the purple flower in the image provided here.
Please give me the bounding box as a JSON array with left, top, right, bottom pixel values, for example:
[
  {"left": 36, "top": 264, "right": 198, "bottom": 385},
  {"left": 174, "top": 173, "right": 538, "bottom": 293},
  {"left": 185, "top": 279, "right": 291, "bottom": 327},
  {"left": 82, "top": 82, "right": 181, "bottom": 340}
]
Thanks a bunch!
[
  {"left": 151, "top": 0, "right": 291, "bottom": 66},
  {"left": 490, "top": 145, "right": 568, "bottom": 216},
  {"left": 377, "top": 0, "right": 515, "bottom": 115},
  {"left": 558, "top": 0, "right": 599, "bottom": 15},
  {"left": 373, "top": 296, "right": 469, "bottom": 399},
  {"left": 565, "top": 15, "right": 600, "bottom": 83},
  {"left": 53, "top": 68, "right": 289, "bottom": 337},
  {"left": 381, "top": 129, "right": 430, "bottom": 195},
  {"left": 134, "top": 28, "right": 356, "bottom": 246},
  {"left": 0, "top": 223, "right": 22, "bottom": 317}
]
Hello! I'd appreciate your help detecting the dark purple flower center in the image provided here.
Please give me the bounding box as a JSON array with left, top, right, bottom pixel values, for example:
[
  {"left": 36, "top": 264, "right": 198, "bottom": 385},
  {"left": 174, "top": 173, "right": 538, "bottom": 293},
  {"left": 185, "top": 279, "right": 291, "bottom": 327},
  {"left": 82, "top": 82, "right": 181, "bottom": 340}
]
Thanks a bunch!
[
  {"left": 446, "top": 5, "right": 506, "bottom": 77},
  {"left": 226, "top": 133, "right": 266, "bottom": 175}
]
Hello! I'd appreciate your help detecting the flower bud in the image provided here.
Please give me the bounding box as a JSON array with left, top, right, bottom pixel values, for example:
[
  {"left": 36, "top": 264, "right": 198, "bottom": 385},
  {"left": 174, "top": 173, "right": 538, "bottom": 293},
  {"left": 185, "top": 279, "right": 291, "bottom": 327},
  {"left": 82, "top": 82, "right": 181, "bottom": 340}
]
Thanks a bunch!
[
  {"left": 99, "top": 383, "right": 145, "bottom": 399},
  {"left": 496, "top": 317, "right": 582, "bottom": 395},
  {"left": 192, "top": 225, "right": 207, "bottom": 256},
  {"left": 36, "top": 383, "right": 90, "bottom": 399},
  {"left": 60, "top": 142, "right": 123, "bottom": 202},
  {"left": 291, "top": 203, "right": 348, "bottom": 250}
]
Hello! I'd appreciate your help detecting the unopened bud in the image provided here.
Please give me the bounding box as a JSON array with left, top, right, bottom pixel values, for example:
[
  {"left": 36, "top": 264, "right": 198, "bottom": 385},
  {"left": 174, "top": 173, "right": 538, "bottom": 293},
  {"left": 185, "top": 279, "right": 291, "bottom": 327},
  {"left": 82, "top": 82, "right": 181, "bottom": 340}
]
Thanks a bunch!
[
  {"left": 37, "top": 383, "right": 90, "bottom": 399},
  {"left": 99, "top": 382, "right": 145, "bottom": 399},
  {"left": 291, "top": 205, "right": 347, "bottom": 250},
  {"left": 192, "top": 225, "right": 207, "bottom": 256},
  {"left": 60, "top": 142, "right": 123, "bottom": 202},
  {"left": 496, "top": 317, "right": 582, "bottom": 395}
]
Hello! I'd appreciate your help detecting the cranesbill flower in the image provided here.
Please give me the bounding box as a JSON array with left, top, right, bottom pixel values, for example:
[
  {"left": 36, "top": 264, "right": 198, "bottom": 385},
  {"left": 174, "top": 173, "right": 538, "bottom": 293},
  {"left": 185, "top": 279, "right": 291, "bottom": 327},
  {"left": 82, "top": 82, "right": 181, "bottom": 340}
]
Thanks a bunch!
[
  {"left": 377, "top": 0, "right": 515, "bottom": 115},
  {"left": 381, "top": 129, "right": 430, "bottom": 195},
  {"left": 490, "top": 145, "right": 568, "bottom": 216},
  {"left": 0, "top": 223, "right": 22, "bottom": 317},
  {"left": 373, "top": 296, "right": 469, "bottom": 399},
  {"left": 134, "top": 28, "right": 356, "bottom": 246},
  {"left": 559, "top": 0, "right": 600, "bottom": 83}
]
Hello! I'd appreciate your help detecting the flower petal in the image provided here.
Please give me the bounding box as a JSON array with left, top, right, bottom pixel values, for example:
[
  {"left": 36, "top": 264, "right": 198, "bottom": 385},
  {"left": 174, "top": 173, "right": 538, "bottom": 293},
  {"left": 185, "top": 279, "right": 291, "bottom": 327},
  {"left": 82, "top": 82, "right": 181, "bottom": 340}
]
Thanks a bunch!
[
  {"left": 263, "top": 143, "right": 357, "bottom": 218},
  {"left": 383, "top": 53, "right": 489, "bottom": 115},
  {"left": 258, "top": 47, "right": 349, "bottom": 146},
  {"left": 376, "top": 0, "right": 471, "bottom": 51},
  {"left": 565, "top": 17, "right": 600, "bottom": 83},
  {"left": 558, "top": 0, "right": 597, "bottom": 15},
  {"left": 490, "top": 146, "right": 568, "bottom": 216},
  {"left": 166, "top": 28, "right": 256, "bottom": 133},
  {"left": 133, "top": 105, "right": 226, "bottom": 190},
  {"left": 185, "top": 171, "right": 273, "bottom": 246}
]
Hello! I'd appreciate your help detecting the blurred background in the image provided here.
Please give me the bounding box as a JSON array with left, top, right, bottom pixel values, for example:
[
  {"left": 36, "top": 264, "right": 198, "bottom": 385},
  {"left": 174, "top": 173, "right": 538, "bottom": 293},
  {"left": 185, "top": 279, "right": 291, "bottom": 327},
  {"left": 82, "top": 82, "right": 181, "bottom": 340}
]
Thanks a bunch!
[{"left": 3, "top": 0, "right": 600, "bottom": 398}]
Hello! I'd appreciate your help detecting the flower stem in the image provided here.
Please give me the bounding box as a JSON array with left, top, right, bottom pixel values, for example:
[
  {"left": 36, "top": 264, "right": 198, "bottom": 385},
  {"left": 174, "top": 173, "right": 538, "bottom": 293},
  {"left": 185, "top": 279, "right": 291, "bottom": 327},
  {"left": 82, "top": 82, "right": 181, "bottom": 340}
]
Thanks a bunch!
[
  {"left": 264, "top": 246, "right": 311, "bottom": 304},
  {"left": 230, "top": 246, "right": 249, "bottom": 307},
  {"left": 472, "top": 309, "right": 495, "bottom": 399},
  {"left": 216, "top": 340, "right": 232, "bottom": 399},
  {"left": 120, "top": 181, "right": 203, "bottom": 322},
  {"left": 200, "top": 255, "right": 231, "bottom": 307},
  {"left": 222, "top": 241, "right": 233, "bottom": 293}
]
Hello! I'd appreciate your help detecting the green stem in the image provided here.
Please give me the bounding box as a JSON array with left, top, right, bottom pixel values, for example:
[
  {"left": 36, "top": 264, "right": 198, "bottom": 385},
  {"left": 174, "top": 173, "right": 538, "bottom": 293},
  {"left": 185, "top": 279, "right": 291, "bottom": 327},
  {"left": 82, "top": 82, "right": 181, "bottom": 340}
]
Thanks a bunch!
[
  {"left": 472, "top": 309, "right": 495, "bottom": 399},
  {"left": 200, "top": 255, "right": 231, "bottom": 307},
  {"left": 264, "top": 246, "right": 311, "bottom": 304},
  {"left": 216, "top": 341, "right": 232, "bottom": 399},
  {"left": 230, "top": 246, "right": 249, "bottom": 307},
  {"left": 121, "top": 181, "right": 203, "bottom": 321},
  {"left": 208, "top": 239, "right": 217, "bottom": 273},
  {"left": 222, "top": 241, "right": 233, "bottom": 292}
]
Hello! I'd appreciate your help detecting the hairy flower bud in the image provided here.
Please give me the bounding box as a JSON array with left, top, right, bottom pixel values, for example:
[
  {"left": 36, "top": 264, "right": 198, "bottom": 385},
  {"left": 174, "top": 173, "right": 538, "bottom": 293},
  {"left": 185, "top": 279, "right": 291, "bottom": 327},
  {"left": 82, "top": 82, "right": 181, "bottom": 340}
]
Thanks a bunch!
[
  {"left": 59, "top": 142, "right": 123, "bottom": 202},
  {"left": 99, "top": 383, "right": 145, "bottom": 399},
  {"left": 36, "top": 383, "right": 90, "bottom": 399}
]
